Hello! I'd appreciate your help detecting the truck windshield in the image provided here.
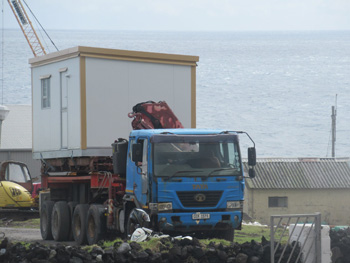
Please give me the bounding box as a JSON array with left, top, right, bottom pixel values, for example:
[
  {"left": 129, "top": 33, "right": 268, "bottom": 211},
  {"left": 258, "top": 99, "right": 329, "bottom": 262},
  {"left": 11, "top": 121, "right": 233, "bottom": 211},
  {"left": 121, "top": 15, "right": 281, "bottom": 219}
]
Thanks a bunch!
[{"left": 153, "top": 139, "right": 242, "bottom": 178}]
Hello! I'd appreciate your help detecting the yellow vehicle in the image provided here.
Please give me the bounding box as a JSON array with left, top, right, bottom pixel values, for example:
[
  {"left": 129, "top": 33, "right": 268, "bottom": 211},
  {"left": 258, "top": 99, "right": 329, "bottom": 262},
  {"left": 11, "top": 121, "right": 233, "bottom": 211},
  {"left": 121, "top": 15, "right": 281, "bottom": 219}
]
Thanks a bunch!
[{"left": 0, "top": 161, "right": 38, "bottom": 209}]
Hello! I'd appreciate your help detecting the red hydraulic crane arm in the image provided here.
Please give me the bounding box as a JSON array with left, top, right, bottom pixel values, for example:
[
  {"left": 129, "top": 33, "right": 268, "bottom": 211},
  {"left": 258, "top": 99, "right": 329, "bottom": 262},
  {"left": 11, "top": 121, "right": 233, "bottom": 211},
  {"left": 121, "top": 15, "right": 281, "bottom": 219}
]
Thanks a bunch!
[
  {"left": 7, "top": 0, "right": 46, "bottom": 57},
  {"left": 128, "top": 101, "right": 184, "bottom": 130}
]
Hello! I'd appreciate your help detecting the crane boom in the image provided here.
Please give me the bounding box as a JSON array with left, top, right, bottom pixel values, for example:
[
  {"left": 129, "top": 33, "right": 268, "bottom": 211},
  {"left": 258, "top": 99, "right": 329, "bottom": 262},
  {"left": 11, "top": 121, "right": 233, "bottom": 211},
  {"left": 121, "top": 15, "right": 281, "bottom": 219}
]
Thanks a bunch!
[{"left": 7, "top": 0, "right": 46, "bottom": 57}]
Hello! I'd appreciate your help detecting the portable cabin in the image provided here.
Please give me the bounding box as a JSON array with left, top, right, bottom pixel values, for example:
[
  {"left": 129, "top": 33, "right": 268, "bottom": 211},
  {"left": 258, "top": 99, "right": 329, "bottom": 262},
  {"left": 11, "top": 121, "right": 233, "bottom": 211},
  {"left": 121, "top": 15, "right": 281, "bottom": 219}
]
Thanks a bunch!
[{"left": 29, "top": 46, "right": 199, "bottom": 159}]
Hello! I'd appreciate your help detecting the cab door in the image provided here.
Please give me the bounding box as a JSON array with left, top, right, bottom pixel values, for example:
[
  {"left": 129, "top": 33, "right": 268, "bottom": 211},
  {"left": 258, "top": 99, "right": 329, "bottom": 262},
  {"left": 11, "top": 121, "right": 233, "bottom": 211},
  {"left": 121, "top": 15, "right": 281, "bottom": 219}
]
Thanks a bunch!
[{"left": 126, "top": 138, "right": 149, "bottom": 207}]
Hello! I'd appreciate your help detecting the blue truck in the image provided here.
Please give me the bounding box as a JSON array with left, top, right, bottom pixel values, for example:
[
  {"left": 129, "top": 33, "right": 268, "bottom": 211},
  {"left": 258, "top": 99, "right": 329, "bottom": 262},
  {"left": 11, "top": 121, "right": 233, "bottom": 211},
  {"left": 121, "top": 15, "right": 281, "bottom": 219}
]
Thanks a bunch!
[
  {"left": 39, "top": 123, "right": 256, "bottom": 245},
  {"left": 125, "top": 129, "right": 256, "bottom": 242}
]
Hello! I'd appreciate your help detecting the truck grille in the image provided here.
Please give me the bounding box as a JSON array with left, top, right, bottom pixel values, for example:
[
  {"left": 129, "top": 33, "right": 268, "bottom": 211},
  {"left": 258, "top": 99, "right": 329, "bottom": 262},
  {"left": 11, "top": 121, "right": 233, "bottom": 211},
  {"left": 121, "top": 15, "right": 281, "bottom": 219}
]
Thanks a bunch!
[{"left": 176, "top": 191, "right": 223, "bottom": 207}]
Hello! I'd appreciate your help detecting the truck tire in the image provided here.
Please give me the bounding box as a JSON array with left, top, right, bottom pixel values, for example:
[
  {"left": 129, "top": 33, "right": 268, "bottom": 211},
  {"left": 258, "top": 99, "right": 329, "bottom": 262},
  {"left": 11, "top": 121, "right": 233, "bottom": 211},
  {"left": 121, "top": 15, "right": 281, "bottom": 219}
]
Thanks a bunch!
[
  {"left": 72, "top": 204, "right": 89, "bottom": 245},
  {"left": 40, "top": 201, "right": 54, "bottom": 240},
  {"left": 51, "top": 201, "right": 70, "bottom": 241},
  {"left": 220, "top": 227, "right": 234, "bottom": 242},
  {"left": 87, "top": 204, "right": 106, "bottom": 245},
  {"left": 68, "top": 201, "right": 78, "bottom": 241},
  {"left": 126, "top": 208, "right": 138, "bottom": 239}
]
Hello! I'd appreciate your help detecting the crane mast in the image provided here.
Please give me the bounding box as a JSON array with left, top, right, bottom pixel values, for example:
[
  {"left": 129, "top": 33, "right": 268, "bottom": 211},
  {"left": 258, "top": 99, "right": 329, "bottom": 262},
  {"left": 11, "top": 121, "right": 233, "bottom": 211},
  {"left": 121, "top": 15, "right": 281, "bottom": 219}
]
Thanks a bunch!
[{"left": 7, "top": 0, "right": 46, "bottom": 57}]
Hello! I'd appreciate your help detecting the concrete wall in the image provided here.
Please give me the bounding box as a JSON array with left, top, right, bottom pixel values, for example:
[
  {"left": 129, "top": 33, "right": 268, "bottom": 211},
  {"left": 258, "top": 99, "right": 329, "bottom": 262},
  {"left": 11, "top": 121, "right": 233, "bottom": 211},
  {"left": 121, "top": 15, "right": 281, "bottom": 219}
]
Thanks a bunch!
[{"left": 245, "top": 188, "right": 350, "bottom": 225}]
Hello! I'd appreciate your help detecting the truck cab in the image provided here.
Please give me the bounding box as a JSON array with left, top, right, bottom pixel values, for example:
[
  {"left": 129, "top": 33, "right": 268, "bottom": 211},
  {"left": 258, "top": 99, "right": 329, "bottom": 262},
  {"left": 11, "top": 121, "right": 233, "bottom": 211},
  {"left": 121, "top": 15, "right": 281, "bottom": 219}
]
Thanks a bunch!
[{"left": 124, "top": 129, "right": 254, "bottom": 241}]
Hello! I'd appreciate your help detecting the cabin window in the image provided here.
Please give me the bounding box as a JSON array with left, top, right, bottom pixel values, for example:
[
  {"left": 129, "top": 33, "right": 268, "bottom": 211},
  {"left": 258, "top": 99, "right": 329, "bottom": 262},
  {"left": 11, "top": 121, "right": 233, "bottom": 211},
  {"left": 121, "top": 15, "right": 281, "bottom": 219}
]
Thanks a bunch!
[
  {"left": 41, "top": 76, "right": 51, "bottom": 109},
  {"left": 268, "top": 197, "right": 288, "bottom": 208},
  {"left": 5, "top": 163, "right": 31, "bottom": 183}
]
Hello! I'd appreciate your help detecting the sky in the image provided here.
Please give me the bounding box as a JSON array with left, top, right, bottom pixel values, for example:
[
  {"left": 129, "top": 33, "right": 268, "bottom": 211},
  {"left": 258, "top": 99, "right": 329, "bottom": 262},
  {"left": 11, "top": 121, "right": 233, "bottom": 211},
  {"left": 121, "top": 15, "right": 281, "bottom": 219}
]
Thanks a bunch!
[{"left": 1, "top": 0, "right": 350, "bottom": 31}]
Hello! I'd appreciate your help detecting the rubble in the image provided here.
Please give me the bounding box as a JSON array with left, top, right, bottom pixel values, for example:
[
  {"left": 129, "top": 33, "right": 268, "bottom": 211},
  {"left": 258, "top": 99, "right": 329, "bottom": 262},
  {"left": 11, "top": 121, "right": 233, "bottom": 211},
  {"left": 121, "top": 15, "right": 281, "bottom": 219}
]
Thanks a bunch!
[
  {"left": 330, "top": 227, "right": 350, "bottom": 263},
  {"left": 0, "top": 235, "right": 303, "bottom": 263}
]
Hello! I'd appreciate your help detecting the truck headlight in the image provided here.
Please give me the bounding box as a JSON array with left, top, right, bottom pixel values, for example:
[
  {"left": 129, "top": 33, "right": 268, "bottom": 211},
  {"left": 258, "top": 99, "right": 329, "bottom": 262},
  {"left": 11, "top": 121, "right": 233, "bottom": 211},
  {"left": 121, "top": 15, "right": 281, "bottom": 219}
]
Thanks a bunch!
[
  {"left": 149, "top": 202, "right": 173, "bottom": 212},
  {"left": 227, "top": 201, "right": 242, "bottom": 209}
]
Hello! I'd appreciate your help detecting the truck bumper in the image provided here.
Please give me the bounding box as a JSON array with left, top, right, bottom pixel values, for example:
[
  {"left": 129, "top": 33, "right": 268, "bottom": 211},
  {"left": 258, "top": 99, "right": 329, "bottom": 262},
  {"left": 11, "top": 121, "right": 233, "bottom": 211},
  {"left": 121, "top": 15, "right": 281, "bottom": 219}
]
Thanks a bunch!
[{"left": 156, "top": 210, "right": 242, "bottom": 233}]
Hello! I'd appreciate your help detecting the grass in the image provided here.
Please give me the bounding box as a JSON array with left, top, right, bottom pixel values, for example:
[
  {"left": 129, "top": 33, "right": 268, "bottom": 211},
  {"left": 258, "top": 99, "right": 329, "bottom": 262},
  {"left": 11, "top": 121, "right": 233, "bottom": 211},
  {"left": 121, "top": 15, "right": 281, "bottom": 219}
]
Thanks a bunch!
[
  {"left": 0, "top": 218, "right": 40, "bottom": 229},
  {"left": 236, "top": 224, "right": 289, "bottom": 244},
  {"left": 235, "top": 224, "right": 271, "bottom": 244},
  {"left": 200, "top": 238, "right": 232, "bottom": 246},
  {"left": 139, "top": 237, "right": 170, "bottom": 252},
  {"left": 17, "top": 242, "right": 32, "bottom": 249}
]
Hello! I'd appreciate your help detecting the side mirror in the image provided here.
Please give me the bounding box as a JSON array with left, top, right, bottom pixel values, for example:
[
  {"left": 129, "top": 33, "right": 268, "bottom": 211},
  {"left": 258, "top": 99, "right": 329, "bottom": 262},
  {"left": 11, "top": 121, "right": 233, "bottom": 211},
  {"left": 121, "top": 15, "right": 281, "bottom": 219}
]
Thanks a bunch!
[
  {"left": 248, "top": 147, "right": 256, "bottom": 166},
  {"left": 249, "top": 168, "right": 256, "bottom": 178},
  {"left": 132, "top": 143, "right": 143, "bottom": 163}
]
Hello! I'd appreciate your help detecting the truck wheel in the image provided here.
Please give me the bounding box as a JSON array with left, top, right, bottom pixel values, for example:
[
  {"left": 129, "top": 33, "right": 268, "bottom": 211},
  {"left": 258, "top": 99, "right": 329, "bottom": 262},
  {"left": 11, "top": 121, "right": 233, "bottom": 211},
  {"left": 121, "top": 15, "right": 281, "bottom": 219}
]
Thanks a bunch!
[
  {"left": 72, "top": 204, "right": 89, "bottom": 245},
  {"left": 51, "top": 201, "right": 70, "bottom": 241},
  {"left": 126, "top": 208, "right": 138, "bottom": 239},
  {"left": 40, "top": 201, "right": 54, "bottom": 240},
  {"left": 68, "top": 201, "right": 78, "bottom": 241},
  {"left": 87, "top": 204, "right": 106, "bottom": 245},
  {"left": 220, "top": 227, "right": 234, "bottom": 242}
]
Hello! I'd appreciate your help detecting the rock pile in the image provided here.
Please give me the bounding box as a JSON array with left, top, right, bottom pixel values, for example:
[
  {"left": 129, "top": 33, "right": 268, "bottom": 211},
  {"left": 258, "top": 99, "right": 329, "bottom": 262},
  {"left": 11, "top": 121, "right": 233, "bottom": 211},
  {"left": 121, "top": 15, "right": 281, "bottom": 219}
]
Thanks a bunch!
[
  {"left": 0, "top": 235, "right": 301, "bottom": 263},
  {"left": 330, "top": 227, "right": 350, "bottom": 263}
]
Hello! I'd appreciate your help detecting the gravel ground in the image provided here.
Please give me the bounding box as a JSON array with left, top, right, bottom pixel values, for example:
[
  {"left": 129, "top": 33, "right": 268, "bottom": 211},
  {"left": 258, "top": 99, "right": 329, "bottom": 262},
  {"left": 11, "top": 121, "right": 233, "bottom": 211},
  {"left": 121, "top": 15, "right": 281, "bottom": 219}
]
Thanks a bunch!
[
  {"left": 0, "top": 227, "right": 41, "bottom": 242},
  {"left": 0, "top": 227, "right": 75, "bottom": 246}
]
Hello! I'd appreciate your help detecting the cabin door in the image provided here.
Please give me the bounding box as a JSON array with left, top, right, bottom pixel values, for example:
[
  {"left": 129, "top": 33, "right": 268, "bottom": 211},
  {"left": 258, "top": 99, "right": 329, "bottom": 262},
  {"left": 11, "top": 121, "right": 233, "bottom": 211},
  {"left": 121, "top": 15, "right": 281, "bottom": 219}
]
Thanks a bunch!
[{"left": 60, "top": 68, "right": 69, "bottom": 149}]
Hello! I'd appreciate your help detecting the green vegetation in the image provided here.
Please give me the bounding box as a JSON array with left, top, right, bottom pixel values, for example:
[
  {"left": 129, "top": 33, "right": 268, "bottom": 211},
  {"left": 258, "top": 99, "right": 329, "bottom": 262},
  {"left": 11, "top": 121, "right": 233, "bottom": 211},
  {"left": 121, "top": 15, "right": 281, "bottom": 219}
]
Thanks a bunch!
[
  {"left": 17, "top": 242, "right": 32, "bottom": 249},
  {"left": 0, "top": 218, "right": 40, "bottom": 229},
  {"left": 235, "top": 224, "right": 270, "bottom": 243},
  {"left": 139, "top": 237, "right": 171, "bottom": 252},
  {"left": 101, "top": 238, "right": 122, "bottom": 248},
  {"left": 236, "top": 224, "right": 289, "bottom": 244},
  {"left": 199, "top": 238, "right": 231, "bottom": 247}
]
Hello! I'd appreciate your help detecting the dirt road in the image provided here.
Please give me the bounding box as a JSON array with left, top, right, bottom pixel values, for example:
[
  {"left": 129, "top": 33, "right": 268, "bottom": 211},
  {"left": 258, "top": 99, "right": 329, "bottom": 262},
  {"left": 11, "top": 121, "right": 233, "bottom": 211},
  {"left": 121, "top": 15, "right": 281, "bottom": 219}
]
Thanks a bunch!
[
  {"left": 0, "top": 227, "right": 75, "bottom": 245},
  {"left": 0, "top": 227, "right": 41, "bottom": 242}
]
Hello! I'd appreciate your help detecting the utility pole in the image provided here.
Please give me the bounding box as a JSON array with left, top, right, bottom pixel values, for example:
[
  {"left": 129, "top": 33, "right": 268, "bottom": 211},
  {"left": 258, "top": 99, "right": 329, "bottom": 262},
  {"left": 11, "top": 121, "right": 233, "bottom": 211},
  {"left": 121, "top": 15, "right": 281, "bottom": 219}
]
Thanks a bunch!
[{"left": 331, "top": 95, "right": 337, "bottom": 158}]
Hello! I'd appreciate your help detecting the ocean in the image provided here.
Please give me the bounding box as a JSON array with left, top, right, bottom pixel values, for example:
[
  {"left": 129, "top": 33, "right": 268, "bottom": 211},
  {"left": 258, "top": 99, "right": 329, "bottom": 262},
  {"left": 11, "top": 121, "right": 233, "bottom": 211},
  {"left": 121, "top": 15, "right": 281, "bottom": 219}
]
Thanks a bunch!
[{"left": 1, "top": 29, "right": 349, "bottom": 158}]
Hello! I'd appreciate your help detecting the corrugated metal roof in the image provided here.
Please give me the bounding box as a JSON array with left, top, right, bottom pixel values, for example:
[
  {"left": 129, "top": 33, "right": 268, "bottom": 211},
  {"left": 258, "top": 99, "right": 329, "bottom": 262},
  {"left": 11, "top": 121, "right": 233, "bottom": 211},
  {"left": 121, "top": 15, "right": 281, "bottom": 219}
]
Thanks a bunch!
[{"left": 243, "top": 158, "right": 350, "bottom": 189}]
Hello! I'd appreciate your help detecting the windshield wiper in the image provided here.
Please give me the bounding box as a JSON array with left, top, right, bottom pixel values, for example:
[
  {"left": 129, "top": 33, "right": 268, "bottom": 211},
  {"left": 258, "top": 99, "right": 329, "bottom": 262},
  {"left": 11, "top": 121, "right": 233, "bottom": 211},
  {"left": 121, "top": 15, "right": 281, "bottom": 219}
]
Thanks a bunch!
[
  {"left": 204, "top": 168, "right": 239, "bottom": 178},
  {"left": 164, "top": 170, "right": 203, "bottom": 181}
]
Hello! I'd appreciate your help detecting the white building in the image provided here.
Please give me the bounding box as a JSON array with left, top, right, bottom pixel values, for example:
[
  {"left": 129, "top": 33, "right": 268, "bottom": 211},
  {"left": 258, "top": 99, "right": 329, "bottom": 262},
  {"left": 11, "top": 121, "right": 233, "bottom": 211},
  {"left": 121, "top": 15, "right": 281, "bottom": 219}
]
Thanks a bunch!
[{"left": 0, "top": 104, "right": 41, "bottom": 178}]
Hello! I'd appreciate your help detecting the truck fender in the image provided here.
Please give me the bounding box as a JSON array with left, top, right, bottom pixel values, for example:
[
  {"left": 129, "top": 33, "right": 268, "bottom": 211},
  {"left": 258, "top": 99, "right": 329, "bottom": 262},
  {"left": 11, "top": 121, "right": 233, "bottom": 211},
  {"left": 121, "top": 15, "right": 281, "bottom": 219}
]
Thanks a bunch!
[{"left": 129, "top": 209, "right": 150, "bottom": 228}]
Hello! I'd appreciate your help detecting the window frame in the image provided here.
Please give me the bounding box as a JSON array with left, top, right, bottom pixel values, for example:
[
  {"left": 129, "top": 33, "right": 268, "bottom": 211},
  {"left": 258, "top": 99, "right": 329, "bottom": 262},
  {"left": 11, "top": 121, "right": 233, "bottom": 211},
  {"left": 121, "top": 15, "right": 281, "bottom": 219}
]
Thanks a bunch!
[
  {"left": 41, "top": 75, "right": 51, "bottom": 109},
  {"left": 268, "top": 196, "right": 288, "bottom": 208}
]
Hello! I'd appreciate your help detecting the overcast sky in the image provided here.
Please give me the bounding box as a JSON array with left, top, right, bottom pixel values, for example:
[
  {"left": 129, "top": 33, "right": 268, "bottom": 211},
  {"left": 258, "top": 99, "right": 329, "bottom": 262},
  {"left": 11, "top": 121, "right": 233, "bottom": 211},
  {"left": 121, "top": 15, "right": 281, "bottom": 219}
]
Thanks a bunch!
[{"left": 1, "top": 0, "right": 350, "bottom": 31}]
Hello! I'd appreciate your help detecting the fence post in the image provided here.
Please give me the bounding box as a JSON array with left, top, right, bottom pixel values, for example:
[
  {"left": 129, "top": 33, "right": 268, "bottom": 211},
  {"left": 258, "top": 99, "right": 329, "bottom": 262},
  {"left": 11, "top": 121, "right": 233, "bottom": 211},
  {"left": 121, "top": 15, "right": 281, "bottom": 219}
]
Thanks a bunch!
[
  {"left": 314, "top": 212, "right": 321, "bottom": 263},
  {"left": 270, "top": 216, "right": 275, "bottom": 263},
  {"left": 270, "top": 213, "right": 323, "bottom": 263}
]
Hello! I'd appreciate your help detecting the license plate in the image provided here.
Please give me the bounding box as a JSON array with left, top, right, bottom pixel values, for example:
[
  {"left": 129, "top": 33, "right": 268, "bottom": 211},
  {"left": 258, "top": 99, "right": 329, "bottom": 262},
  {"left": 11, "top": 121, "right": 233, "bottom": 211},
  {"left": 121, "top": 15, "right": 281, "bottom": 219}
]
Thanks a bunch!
[{"left": 192, "top": 212, "right": 210, "bottom": 220}]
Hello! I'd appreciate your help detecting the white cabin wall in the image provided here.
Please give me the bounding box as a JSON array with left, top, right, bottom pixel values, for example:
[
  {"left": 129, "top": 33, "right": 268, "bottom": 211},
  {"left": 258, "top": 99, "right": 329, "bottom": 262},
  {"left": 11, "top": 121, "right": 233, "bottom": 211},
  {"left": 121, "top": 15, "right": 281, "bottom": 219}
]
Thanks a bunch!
[
  {"left": 32, "top": 57, "right": 81, "bottom": 153},
  {"left": 171, "top": 65, "right": 192, "bottom": 127},
  {"left": 66, "top": 60, "right": 81, "bottom": 150},
  {"left": 129, "top": 61, "right": 191, "bottom": 127},
  {"left": 85, "top": 57, "right": 192, "bottom": 148}
]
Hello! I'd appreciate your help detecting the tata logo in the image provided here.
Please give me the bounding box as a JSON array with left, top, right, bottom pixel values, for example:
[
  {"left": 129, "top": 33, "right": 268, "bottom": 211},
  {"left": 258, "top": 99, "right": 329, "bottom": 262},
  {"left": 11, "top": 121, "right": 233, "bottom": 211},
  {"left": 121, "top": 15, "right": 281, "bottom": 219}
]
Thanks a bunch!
[
  {"left": 194, "top": 193, "right": 206, "bottom": 202},
  {"left": 192, "top": 184, "right": 208, "bottom": 190}
]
